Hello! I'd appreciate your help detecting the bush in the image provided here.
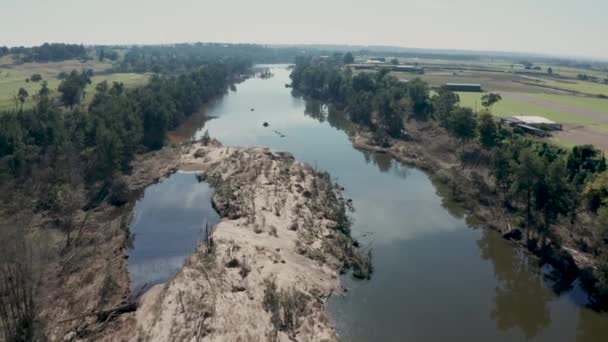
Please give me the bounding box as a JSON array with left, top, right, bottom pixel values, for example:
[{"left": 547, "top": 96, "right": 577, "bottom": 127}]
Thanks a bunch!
[
  {"left": 371, "top": 129, "right": 390, "bottom": 148},
  {"left": 108, "top": 178, "right": 129, "bottom": 206},
  {"left": 263, "top": 278, "right": 309, "bottom": 336},
  {"left": 30, "top": 74, "right": 42, "bottom": 82}
]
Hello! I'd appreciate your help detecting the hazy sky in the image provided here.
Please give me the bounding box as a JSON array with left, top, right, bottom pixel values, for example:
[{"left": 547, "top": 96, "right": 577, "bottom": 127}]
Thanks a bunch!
[{"left": 3, "top": 0, "right": 607, "bottom": 59}]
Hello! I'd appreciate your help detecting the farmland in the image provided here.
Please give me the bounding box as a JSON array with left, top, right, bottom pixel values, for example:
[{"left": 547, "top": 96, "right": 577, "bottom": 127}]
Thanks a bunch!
[
  {"left": 385, "top": 56, "right": 608, "bottom": 149},
  {"left": 0, "top": 59, "right": 149, "bottom": 110}
]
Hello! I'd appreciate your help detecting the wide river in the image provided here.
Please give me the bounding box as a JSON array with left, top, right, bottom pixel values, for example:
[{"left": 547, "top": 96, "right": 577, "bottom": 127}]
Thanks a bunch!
[{"left": 131, "top": 65, "right": 608, "bottom": 341}]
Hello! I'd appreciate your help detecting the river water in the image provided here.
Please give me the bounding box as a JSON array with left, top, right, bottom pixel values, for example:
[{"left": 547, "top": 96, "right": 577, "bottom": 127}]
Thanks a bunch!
[{"left": 133, "top": 65, "right": 608, "bottom": 341}]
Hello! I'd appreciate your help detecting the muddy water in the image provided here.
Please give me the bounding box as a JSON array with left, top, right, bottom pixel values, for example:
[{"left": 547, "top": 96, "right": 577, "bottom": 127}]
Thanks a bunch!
[
  {"left": 127, "top": 172, "right": 219, "bottom": 292},
  {"left": 171, "top": 65, "right": 608, "bottom": 341}
]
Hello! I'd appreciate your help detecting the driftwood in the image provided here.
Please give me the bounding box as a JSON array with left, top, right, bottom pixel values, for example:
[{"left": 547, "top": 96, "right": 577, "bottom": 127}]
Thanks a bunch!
[{"left": 58, "top": 302, "right": 137, "bottom": 324}]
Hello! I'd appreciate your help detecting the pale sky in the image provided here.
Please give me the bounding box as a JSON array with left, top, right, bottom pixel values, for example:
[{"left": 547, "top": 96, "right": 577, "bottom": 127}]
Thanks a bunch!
[{"left": 2, "top": 0, "right": 607, "bottom": 59}]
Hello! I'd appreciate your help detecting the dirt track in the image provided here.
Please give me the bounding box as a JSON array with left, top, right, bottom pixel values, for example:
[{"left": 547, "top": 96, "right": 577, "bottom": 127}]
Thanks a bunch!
[{"left": 554, "top": 124, "right": 608, "bottom": 151}]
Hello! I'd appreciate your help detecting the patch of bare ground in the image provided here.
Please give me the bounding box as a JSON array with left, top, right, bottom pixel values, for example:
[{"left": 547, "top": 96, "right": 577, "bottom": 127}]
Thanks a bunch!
[
  {"left": 1, "top": 138, "right": 362, "bottom": 341},
  {"left": 99, "top": 142, "right": 362, "bottom": 341},
  {"left": 351, "top": 120, "right": 595, "bottom": 273},
  {"left": 554, "top": 124, "right": 608, "bottom": 151}
]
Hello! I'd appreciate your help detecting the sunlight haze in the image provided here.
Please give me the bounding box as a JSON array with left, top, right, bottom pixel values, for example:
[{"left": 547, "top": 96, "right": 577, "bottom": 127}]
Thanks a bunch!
[{"left": 2, "top": 0, "right": 607, "bottom": 59}]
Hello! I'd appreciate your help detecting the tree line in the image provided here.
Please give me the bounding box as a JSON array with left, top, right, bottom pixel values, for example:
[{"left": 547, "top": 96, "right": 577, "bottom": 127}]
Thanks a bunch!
[
  {"left": 114, "top": 43, "right": 330, "bottom": 74},
  {"left": 1, "top": 43, "right": 88, "bottom": 63},
  {"left": 290, "top": 55, "right": 608, "bottom": 305},
  {"left": 0, "top": 57, "right": 250, "bottom": 202}
]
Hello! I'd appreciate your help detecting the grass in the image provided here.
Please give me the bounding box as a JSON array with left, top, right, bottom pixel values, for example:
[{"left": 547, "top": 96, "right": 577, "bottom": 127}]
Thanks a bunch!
[
  {"left": 528, "top": 77, "right": 608, "bottom": 96},
  {"left": 457, "top": 92, "right": 605, "bottom": 125},
  {"left": 0, "top": 65, "right": 150, "bottom": 111}
]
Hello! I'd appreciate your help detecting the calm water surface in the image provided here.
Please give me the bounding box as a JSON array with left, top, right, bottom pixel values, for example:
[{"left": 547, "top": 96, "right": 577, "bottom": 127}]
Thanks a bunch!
[
  {"left": 127, "top": 172, "right": 219, "bottom": 291},
  {"left": 139, "top": 66, "right": 608, "bottom": 341}
]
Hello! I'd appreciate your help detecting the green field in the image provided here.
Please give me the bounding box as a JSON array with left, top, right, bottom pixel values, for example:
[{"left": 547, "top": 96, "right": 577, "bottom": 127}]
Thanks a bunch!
[
  {"left": 457, "top": 92, "right": 607, "bottom": 125},
  {"left": 524, "top": 77, "right": 608, "bottom": 96},
  {"left": 0, "top": 60, "right": 149, "bottom": 111}
]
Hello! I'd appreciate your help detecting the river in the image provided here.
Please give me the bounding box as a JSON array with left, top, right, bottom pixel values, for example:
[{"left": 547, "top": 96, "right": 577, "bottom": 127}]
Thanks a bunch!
[{"left": 130, "top": 65, "right": 608, "bottom": 341}]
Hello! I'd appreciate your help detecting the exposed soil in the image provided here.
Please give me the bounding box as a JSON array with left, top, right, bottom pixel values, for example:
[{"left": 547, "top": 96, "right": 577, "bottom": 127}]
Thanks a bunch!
[
  {"left": 554, "top": 124, "right": 608, "bottom": 151},
  {"left": 97, "top": 142, "right": 359, "bottom": 341},
  {"left": 32, "top": 139, "right": 359, "bottom": 342}
]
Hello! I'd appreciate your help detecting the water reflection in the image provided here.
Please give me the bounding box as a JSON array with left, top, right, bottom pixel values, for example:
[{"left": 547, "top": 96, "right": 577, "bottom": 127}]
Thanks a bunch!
[
  {"left": 576, "top": 308, "right": 608, "bottom": 342},
  {"left": 358, "top": 148, "right": 393, "bottom": 173},
  {"left": 127, "top": 172, "right": 220, "bottom": 291},
  {"left": 478, "top": 230, "right": 553, "bottom": 338},
  {"left": 172, "top": 65, "right": 608, "bottom": 342}
]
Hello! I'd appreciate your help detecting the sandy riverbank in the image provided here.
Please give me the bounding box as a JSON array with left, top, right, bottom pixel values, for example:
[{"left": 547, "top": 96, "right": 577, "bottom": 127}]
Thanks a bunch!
[{"left": 72, "top": 141, "right": 360, "bottom": 341}]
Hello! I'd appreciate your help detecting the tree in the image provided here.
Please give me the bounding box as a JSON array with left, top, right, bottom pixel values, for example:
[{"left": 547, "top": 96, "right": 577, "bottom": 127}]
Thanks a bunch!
[
  {"left": 533, "top": 158, "right": 572, "bottom": 245},
  {"left": 57, "top": 70, "right": 91, "bottom": 109},
  {"left": 431, "top": 88, "right": 459, "bottom": 127},
  {"left": 17, "top": 88, "right": 28, "bottom": 111},
  {"left": 347, "top": 91, "right": 372, "bottom": 126},
  {"left": 407, "top": 78, "right": 431, "bottom": 119},
  {"left": 478, "top": 110, "right": 498, "bottom": 149},
  {"left": 343, "top": 52, "right": 354, "bottom": 64},
  {"left": 30, "top": 74, "right": 42, "bottom": 82},
  {"left": 547, "top": 67, "right": 553, "bottom": 75},
  {"left": 567, "top": 145, "right": 606, "bottom": 184},
  {"left": 493, "top": 145, "right": 513, "bottom": 202},
  {"left": 374, "top": 89, "right": 404, "bottom": 138},
  {"left": 447, "top": 107, "right": 477, "bottom": 153},
  {"left": 390, "top": 58, "right": 399, "bottom": 65},
  {"left": 512, "top": 149, "right": 544, "bottom": 233},
  {"left": 583, "top": 171, "right": 608, "bottom": 212},
  {"left": 481, "top": 92, "right": 502, "bottom": 110}
]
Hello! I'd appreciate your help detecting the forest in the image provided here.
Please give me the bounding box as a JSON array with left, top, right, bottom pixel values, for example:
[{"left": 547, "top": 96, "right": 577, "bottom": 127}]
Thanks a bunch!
[
  {"left": 290, "top": 55, "right": 608, "bottom": 306},
  {"left": 0, "top": 43, "right": 88, "bottom": 63},
  {"left": 114, "top": 43, "right": 328, "bottom": 74},
  {"left": 0, "top": 45, "right": 256, "bottom": 340}
]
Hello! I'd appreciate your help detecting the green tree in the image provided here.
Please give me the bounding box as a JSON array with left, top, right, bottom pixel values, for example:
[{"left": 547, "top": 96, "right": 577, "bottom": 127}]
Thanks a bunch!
[
  {"left": 513, "top": 149, "right": 544, "bottom": 233},
  {"left": 390, "top": 58, "right": 399, "bottom": 65},
  {"left": 57, "top": 70, "right": 91, "bottom": 109},
  {"left": 481, "top": 92, "right": 502, "bottom": 110},
  {"left": 347, "top": 92, "right": 373, "bottom": 126},
  {"left": 448, "top": 107, "right": 477, "bottom": 153},
  {"left": 533, "top": 158, "right": 572, "bottom": 245},
  {"left": 567, "top": 145, "right": 606, "bottom": 184},
  {"left": 478, "top": 110, "right": 498, "bottom": 149},
  {"left": 407, "top": 78, "right": 431, "bottom": 119},
  {"left": 493, "top": 145, "right": 513, "bottom": 202},
  {"left": 431, "top": 88, "right": 459, "bottom": 127},
  {"left": 374, "top": 89, "right": 404, "bottom": 138},
  {"left": 547, "top": 67, "right": 553, "bottom": 75},
  {"left": 17, "top": 88, "right": 28, "bottom": 111},
  {"left": 583, "top": 171, "right": 608, "bottom": 212},
  {"left": 343, "top": 52, "right": 354, "bottom": 64}
]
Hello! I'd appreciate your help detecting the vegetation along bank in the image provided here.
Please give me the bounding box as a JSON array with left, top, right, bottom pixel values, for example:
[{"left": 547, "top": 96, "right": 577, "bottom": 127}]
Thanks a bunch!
[{"left": 290, "top": 54, "right": 608, "bottom": 310}]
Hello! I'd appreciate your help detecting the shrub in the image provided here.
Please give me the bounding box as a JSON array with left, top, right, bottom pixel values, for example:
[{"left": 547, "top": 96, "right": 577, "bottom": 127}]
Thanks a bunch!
[{"left": 262, "top": 278, "right": 309, "bottom": 336}]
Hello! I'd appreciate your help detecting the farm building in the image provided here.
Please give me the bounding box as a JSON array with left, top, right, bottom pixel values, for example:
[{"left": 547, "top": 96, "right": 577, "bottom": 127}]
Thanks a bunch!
[
  {"left": 500, "top": 116, "right": 562, "bottom": 136},
  {"left": 501, "top": 116, "right": 562, "bottom": 131},
  {"left": 392, "top": 65, "right": 424, "bottom": 74},
  {"left": 443, "top": 83, "right": 483, "bottom": 92}
]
